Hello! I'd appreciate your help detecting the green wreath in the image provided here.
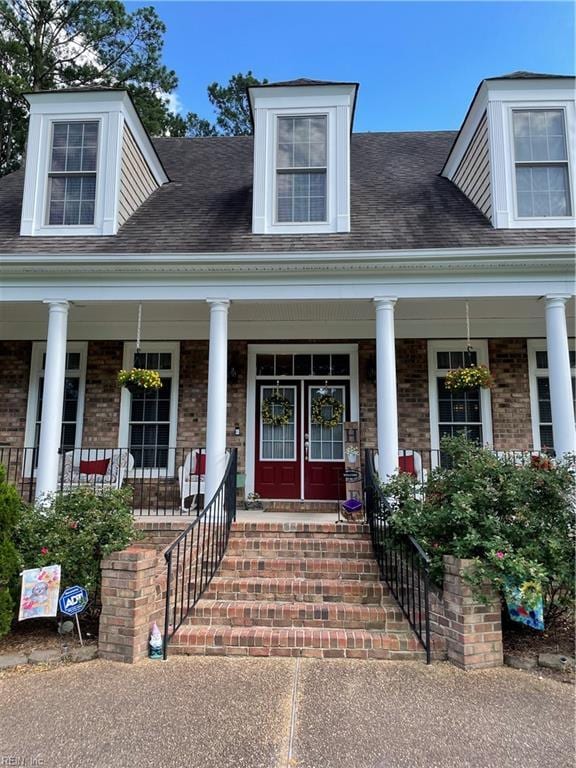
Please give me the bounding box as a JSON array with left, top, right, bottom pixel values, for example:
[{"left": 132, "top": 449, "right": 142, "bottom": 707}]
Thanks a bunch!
[
  {"left": 262, "top": 393, "right": 293, "bottom": 427},
  {"left": 311, "top": 394, "right": 344, "bottom": 428}
]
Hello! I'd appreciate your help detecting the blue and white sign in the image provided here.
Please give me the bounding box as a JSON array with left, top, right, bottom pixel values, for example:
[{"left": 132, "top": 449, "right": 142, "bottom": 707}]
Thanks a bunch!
[{"left": 59, "top": 586, "right": 88, "bottom": 616}]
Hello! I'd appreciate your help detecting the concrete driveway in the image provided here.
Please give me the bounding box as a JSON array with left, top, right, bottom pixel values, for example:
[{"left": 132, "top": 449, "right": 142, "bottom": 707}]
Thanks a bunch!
[{"left": 0, "top": 658, "right": 573, "bottom": 768}]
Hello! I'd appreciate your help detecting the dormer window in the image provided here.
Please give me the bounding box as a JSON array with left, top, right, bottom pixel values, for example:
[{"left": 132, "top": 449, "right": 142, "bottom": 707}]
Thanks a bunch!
[
  {"left": 248, "top": 80, "right": 357, "bottom": 235},
  {"left": 19, "top": 89, "right": 168, "bottom": 237},
  {"left": 513, "top": 110, "right": 571, "bottom": 218},
  {"left": 48, "top": 121, "right": 99, "bottom": 226},
  {"left": 276, "top": 116, "right": 327, "bottom": 223}
]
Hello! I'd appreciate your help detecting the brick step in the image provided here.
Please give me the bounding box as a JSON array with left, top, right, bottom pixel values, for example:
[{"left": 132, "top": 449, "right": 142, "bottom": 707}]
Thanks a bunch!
[
  {"left": 218, "top": 556, "right": 379, "bottom": 581},
  {"left": 230, "top": 522, "right": 370, "bottom": 540},
  {"left": 203, "top": 576, "right": 384, "bottom": 604},
  {"left": 170, "top": 625, "right": 426, "bottom": 660},
  {"left": 185, "top": 599, "right": 414, "bottom": 631},
  {"left": 227, "top": 536, "right": 374, "bottom": 559}
]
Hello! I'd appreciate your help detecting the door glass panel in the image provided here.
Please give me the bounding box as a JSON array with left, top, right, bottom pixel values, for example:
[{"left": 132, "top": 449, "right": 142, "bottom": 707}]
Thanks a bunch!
[
  {"left": 309, "top": 386, "right": 345, "bottom": 460},
  {"left": 260, "top": 386, "right": 296, "bottom": 460},
  {"left": 294, "top": 355, "right": 312, "bottom": 376}
]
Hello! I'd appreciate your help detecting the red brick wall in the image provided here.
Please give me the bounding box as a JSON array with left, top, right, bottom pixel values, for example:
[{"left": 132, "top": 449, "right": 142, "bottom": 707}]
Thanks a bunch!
[
  {"left": 0, "top": 338, "right": 534, "bottom": 459},
  {"left": 83, "top": 341, "right": 123, "bottom": 446},
  {"left": 489, "top": 338, "right": 533, "bottom": 450},
  {"left": 0, "top": 341, "right": 31, "bottom": 446}
]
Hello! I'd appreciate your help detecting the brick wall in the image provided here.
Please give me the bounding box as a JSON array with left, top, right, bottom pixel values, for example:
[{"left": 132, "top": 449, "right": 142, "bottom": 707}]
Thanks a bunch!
[
  {"left": 98, "top": 520, "right": 189, "bottom": 663},
  {"left": 0, "top": 341, "right": 31, "bottom": 446},
  {"left": 434, "top": 555, "right": 503, "bottom": 670},
  {"left": 83, "top": 341, "right": 123, "bottom": 446},
  {"left": 489, "top": 338, "right": 533, "bottom": 450},
  {"left": 0, "top": 337, "right": 534, "bottom": 461}
]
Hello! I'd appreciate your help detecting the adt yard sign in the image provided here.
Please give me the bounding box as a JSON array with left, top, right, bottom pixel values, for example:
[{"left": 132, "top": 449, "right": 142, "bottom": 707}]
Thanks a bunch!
[{"left": 59, "top": 586, "right": 88, "bottom": 616}]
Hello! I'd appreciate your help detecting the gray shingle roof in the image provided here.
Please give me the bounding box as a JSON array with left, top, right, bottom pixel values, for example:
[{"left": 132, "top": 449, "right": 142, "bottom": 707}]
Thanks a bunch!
[{"left": 0, "top": 131, "right": 573, "bottom": 255}]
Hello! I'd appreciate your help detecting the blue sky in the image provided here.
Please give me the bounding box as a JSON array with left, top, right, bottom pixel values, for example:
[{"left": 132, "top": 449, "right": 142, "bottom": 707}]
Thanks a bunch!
[{"left": 128, "top": 1, "right": 574, "bottom": 132}]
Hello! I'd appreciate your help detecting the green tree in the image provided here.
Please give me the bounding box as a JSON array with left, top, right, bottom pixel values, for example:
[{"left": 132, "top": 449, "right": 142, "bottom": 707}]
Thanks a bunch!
[
  {"left": 0, "top": 0, "right": 179, "bottom": 175},
  {"left": 184, "top": 71, "right": 267, "bottom": 137}
]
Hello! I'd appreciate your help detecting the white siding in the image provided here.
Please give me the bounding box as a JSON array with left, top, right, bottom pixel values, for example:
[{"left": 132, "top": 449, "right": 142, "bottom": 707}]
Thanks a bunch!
[
  {"left": 117, "top": 126, "right": 158, "bottom": 228},
  {"left": 453, "top": 112, "right": 492, "bottom": 221}
]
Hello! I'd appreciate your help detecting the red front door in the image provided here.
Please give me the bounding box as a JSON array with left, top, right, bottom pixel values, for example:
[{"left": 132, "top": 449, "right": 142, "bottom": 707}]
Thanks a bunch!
[
  {"left": 303, "top": 382, "right": 347, "bottom": 500},
  {"left": 254, "top": 381, "right": 347, "bottom": 501}
]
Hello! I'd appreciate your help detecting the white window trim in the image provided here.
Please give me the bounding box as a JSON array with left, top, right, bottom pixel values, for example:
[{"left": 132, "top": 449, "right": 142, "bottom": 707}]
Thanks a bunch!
[
  {"left": 259, "top": 384, "right": 298, "bottom": 463},
  {"left": 246, "top": 343, "right": 359, "bottom": 497},
  {"left": 265, "top": 106, "right": 336, "bottom": 234},
  {"left": 24, "top": 112, "right": 114, "bottom": 237},
  {"left": 527, "top": 339, "right": 576, "bottom": 451},
  {"left": 508, "top": 105, "right": 573, "bottom": 225},
  {"left": 307, "top": 383, "right": 346, "bottom": 463},
  {"left": 118, "top": 341, "right": 180, "bottom": 477},
  {"left": 427, "top": 340, "right": 493, "bottom": 455},
  {"left": 498, "top": 98, "right": 576, "bottom": 229},
  {"left": 273, "top": 112, "right": 330, "bottom": 227},
  {"left": 23, "top": 341, "right": 87, "bottom": 476}
]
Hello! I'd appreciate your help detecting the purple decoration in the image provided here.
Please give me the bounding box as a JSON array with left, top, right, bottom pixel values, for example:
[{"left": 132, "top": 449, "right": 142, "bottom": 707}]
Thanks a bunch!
[{"left": 342, "top": 498, "right": 363, "bottom": 514}]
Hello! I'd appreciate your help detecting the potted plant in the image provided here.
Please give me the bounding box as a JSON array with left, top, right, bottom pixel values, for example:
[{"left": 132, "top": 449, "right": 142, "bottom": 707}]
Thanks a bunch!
[
  {"left": 444, "top": 364, "right": 493, "bottom": 391},
  {"left": 244, "top": 492, "right": 264, "bottom": 511},
  {"left": 117, "top": 368, "right": 162, "bottom": 395},
  {"left": 345, "top": 445, "right": 360, "bottom": 464}
]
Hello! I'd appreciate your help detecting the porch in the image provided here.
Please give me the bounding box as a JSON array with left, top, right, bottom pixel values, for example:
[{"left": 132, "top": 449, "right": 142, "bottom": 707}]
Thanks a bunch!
[{"left": 0, "top": 295, "right": 574, "bottom": 512}]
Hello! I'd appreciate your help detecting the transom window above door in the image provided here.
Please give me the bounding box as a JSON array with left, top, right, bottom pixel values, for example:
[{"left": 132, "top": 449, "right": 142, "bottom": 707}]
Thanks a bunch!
[{"left": 256, "top": 353, "right": 350, "bottom": 377}]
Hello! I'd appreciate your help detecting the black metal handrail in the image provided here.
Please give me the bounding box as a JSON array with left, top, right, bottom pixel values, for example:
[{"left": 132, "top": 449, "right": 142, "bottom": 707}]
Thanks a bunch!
[
  {"left": 364, "top": 449, "right": 432, "bottom": 664},
  {"left": 162, "top": 448, "right": 237, "bottom": 659}
]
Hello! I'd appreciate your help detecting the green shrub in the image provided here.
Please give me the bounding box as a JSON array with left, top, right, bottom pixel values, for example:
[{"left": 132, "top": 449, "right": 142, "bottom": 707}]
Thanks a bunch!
[
  {"left": 0, "top": 465, "right": 23, "bottom": 637},
  {"left": 383, "top": 437, "right": 576, "bottom": 623},
  {"left": 15, "top": 486, "right": 140, "bottom": 618}
]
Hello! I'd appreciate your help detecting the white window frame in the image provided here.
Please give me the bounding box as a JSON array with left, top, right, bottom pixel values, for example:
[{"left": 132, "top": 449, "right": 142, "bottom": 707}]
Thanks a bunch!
[
  {"left": 501, "top": 99, "right": 576, "bottom": 229},
  {"left": 274, "top": 114, "right": 329, "bottom": 225},
  {"left": 246, "top": 343, "right": 359, "bottom": 497},
  {"left": 427, "top": 340, "right": 493, "bottom": 455},
  {"left": 259, "top": 384, "right": 297, "bottom": 462},
  {"left": 510, "top": 107, "right": 572, "bottom": 221},
  {"left": 45, "top": 119, "right": 100, "bottom": 228},
  {"left": 307, "top": 383, "right": 346, "bottom": 463},
  {"left": 31, "top": 113, "right": 107, "bottom": 237},
  {"left": 23, "top": 342, "right": 88, "bottom": 476},
  {"left": 527, "top": 339, "right": 576, "bottom": 452},
  {"left": 118, "top": 341, "right": 180, "bottom": 477}
]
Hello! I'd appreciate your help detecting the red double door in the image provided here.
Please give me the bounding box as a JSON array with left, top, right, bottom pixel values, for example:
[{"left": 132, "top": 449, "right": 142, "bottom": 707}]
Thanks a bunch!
[{"left": 255, "top": 381, "right": 348, "bottom": 500}]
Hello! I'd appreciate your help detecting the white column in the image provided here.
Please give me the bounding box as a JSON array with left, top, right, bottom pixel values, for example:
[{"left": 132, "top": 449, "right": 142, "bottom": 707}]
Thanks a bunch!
[
  {"left": 204, "top": 299, "right": 230, "bottom": 501},
  {"left": 36, "top": 300, "right": 69, "bottom": 502},
  {"left": 374, "top": 297, "right": 398, "bottom": 479},
  {"left": 544, "top": 295, "right": 576, "bottom": 458}
]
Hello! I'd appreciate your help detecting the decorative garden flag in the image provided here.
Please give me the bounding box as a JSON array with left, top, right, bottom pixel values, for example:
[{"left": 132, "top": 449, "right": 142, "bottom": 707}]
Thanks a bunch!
[
  {"left": 18, "top": 565, "right": 61, "bottom": 620},
  {"left": 504, "top": 578, "right": 544, "bottom": 631}
]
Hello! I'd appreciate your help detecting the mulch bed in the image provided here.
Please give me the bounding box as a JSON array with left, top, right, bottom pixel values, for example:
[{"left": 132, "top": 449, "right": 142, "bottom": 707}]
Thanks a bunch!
[
  {"left": 0, "top": 617, "right": 98, "bottom": 655},
  {"left": 502, "top": 612, "right": 575, "bottom": 684}
]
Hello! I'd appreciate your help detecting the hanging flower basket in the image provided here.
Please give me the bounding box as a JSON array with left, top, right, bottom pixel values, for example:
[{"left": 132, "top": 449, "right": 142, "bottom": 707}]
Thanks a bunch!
[
  {"left": 311, "top": 394, "right": 344, "bottom": 428},
  {"left": 117, "top": 368, "right": 162, "bottom": 393},
  {"left": 444, "top": 364, "right": 493, "bottom": 391},
  {"left": 262, "top": 393, "right": 292, "bottom": 427}
]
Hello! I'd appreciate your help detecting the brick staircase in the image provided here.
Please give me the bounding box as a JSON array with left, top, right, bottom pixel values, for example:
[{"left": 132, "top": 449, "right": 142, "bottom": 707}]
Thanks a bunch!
[{"left": 170, "top": 521, "right": 426, "bottom": 660}]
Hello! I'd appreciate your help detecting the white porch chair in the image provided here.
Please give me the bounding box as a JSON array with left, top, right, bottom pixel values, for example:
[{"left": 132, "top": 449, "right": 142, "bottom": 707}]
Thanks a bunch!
[
  {"left": 374, "top": 450, "right": 427, "bottom": 483},
  {"left": 178, "top": 449, "right": 206, "bottom": 512},
  {"left": 61, "top": 448, "right": 134, "bottom": 490}
]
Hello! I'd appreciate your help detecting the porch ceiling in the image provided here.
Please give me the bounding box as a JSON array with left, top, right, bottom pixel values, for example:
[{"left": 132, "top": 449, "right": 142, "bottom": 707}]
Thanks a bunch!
[{"left": 1, "top": 297, "right": 573, "bottom": 341}]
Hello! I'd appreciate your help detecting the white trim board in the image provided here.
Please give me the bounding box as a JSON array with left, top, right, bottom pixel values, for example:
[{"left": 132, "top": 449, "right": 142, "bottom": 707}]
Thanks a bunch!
[{"left": 245, "top": 343, "right": 359, "bottom": 498}]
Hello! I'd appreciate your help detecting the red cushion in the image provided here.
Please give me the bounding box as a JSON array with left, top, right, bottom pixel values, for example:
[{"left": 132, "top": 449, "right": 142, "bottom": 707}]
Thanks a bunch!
[
  {"left": 79, "top": 458, "right": 110, "bottom": 476},
  {"left": 192, "top": 453, "right": 206, "bottom": 476},
  {"left": 399, "top": 454, "right": 416, "bottom": 477}
]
